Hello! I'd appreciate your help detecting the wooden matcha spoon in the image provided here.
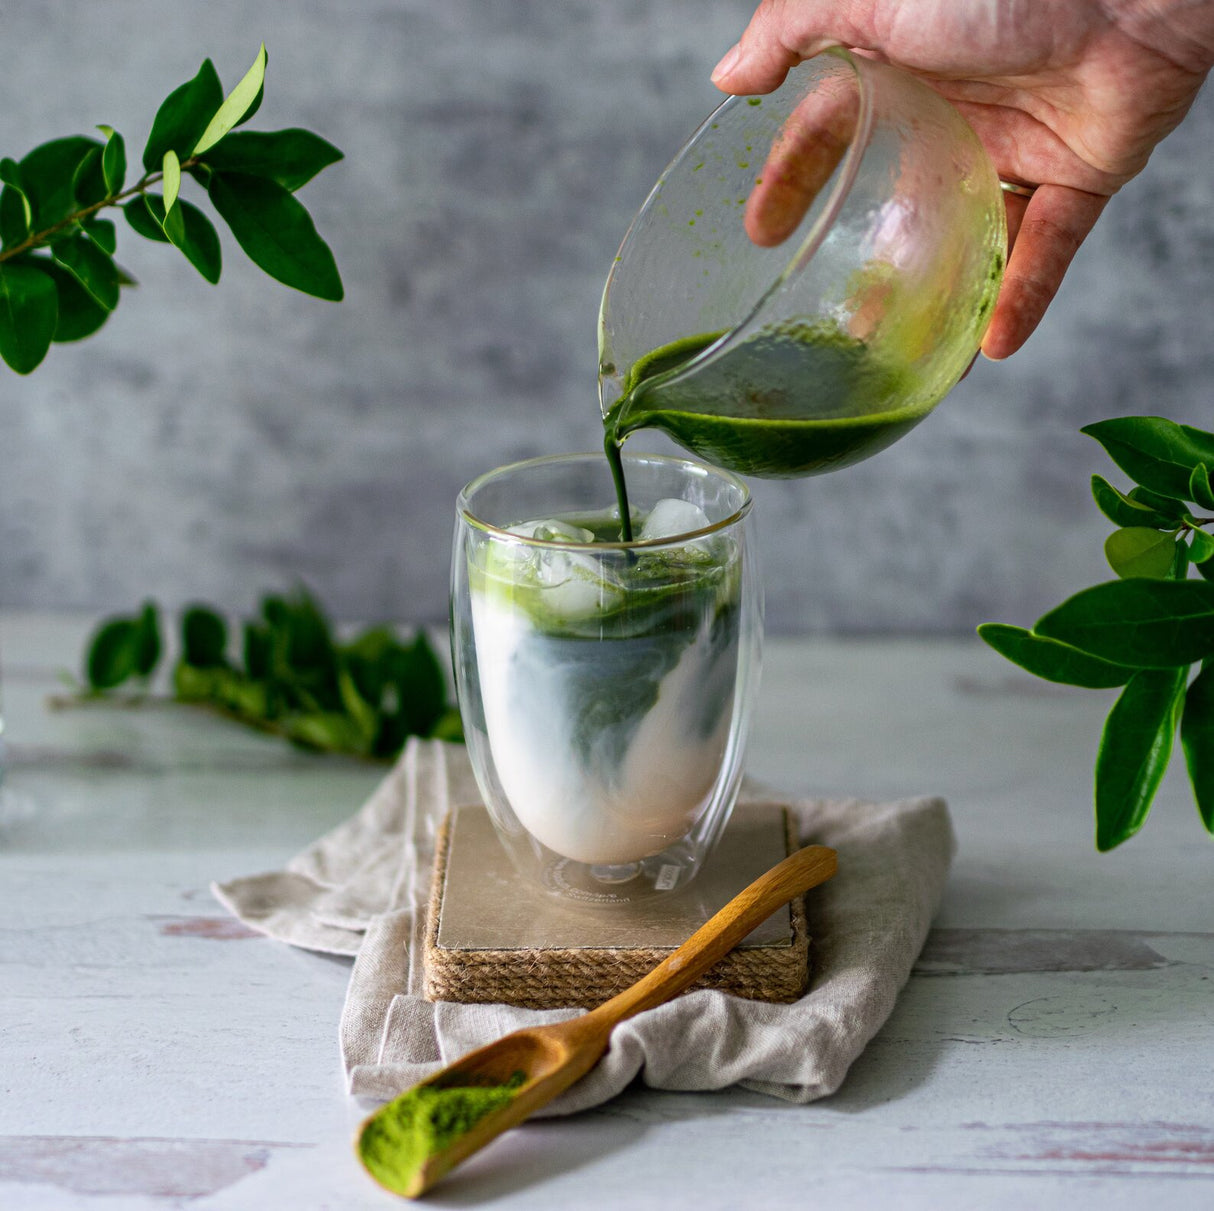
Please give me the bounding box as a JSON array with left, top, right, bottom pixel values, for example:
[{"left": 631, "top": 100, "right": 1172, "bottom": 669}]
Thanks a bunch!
[{"left": 356, "top": 842, "right": 837, "bottom": 1198}]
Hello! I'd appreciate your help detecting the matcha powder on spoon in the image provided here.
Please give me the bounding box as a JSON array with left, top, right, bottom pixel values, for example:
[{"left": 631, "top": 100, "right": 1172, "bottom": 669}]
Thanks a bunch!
[{"left": 358, "top": 1074, "right": 526, "bottom": 1194}]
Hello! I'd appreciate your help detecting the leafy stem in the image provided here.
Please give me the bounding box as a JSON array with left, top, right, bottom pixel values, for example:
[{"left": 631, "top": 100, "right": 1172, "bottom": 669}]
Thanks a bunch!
[
  {"left": 70, "top": 590, "right": 464, "bottom": 761},
  {"left": 1, "top": 44, "right": 344, "bottom": 374},
  {"left": 0, "top": 160, "right": 196, "bottom": 262},
  {"left": 979, "top": 417, "right": 1214, "bottom": 851}
]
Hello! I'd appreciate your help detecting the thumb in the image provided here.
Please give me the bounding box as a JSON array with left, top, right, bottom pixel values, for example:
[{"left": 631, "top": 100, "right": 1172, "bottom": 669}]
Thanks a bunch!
[{"left": 711, "top": 7, "right": 838, "bottom": 94}]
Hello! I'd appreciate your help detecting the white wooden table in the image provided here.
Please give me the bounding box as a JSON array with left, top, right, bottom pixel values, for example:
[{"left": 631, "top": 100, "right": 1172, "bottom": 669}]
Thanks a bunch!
[{"left": 2, "top": 612, "right": 1212, "bottom": 1209}]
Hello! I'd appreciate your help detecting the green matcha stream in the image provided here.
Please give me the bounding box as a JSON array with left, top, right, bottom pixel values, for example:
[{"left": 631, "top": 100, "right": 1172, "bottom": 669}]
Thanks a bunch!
[{"left": 602, "top": 321, "right": 927, "bottom": 541}]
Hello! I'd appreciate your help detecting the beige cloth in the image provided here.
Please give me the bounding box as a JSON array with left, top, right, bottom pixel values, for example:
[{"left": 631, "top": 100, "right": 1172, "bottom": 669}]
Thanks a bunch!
[{"left": 213, "top": 739, "right": 955, "bottom": 1111}]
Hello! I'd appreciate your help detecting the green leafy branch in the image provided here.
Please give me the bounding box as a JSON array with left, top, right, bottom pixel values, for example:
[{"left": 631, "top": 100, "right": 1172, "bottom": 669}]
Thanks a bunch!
[
  {"left": 979, "top": 415, "right": 1214, "bottom": 851},
  {"left": 0, "top": 44, "right": 344, "bottom": 374},
  {"left": 64, "top": 588, "right": 463, "bottom": 761}
]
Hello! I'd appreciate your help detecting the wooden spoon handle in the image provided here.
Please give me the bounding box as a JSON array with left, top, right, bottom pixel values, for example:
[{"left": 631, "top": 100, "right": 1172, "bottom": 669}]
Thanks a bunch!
[{"left": 585, "top": 844, "right": 837, "bottom": 1029}]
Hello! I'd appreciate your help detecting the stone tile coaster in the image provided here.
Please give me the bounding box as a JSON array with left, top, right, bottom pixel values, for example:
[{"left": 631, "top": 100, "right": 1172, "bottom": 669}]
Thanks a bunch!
[{"left": 424, "top": 803, "right": 810, "bottom": 1008}]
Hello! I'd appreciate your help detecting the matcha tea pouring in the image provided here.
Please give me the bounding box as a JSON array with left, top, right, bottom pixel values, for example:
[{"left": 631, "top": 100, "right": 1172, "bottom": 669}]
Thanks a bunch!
[{"left": 602, "top": 320, "right": 928, "bottom": 540}]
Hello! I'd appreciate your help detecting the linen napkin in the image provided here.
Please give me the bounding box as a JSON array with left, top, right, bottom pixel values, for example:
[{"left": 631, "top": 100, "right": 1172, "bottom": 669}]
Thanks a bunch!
[{"left": 213, "top": 738, "right": 954, "bottom": 1111}]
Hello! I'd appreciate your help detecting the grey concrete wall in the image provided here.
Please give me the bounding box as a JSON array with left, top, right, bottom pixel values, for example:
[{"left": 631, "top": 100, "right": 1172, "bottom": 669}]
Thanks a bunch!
[{"left": 2, "top": 0, "right": 1212, "bottom": 635}]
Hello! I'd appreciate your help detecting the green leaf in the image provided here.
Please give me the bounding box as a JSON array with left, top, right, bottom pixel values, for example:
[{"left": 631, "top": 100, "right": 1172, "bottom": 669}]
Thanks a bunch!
[
  {"left": 197, "top": 128, "right": 343, "bottom": 191},
  {"left": 976, "top": 623, "right": 1134, "bottom": 689},
  {"left": 0, "top": 157, "right": 32, "bottom": 237},
  {"left": 86, "top": 619, "right": 140, "bottom": 690},
  {"left": 337, "top": 663, "right": 380, "bottom": 746},
  {"left": 83, "top": 602, "right": 160, "bottom": 689},
  {"left": 392, "top": 633, "right": 446, "bottom": 737},
  {"left": 1190, "top": 464, "right": 1214, "bottom": 512},
  {"left": 133, "top": 601, "right": 162, "bottom": 676},
  {"left": 142, "top": 195, "right": 221, "bottom": 284},
  {"left": 162, "top": 149, "right": 182, "bottom": 214},
  {"left": 181, "top": 606, "right": 228, "bottom": 667},
  {"left": 156, "top": 149, "right": 186, "bottom": 245},
  {"left": 143, "top": 58, "right": 224, "bottom": 171},
  {"left": 237, "top": 85, "right": 265, "bottom": 130},
  {"left": 84, "top": 217, "right": 117, "bottom": 255},
  {"left": 257, "top": 588, "right": 338, "bottom": 715},
  {"left": 1104, "top": 527, "right": 1179, "bottom": 580},
  {"left": 342, "top": 626, "right": 400, "bottom": 703},
  {"left": 279, "top": 588, "right": 335, "bottom": 671},
  {"left": 1181, "top": 663, "right": 1214, "bottom": 832},
  {"left": 1094, "top": 666, "right": 1187, "bottom": 850},
  {"left": 51, "top": 232, "right": 119, "bottom": 310},
  {"left": 208, "top": 171, "right": 342, "bottom": 300},
  {"left": 1128, "top": 485, "right": 1186, "bottom": 521},
  {"left": 98, "top": 126, "right": 126, "bottom": 194},
  {"left": 243, "top": 621, "right": 271, "bottom": 680},
  {"left": 37, "top": 258, "right": 111, "bottom": 342},
  {"left": 1090, "top": 475, "right": 1176, "bottom": 529},
  {"left": 224, "top": 675, "right": 270, "bottom": 720},
  {"left": 1034, "top": 578, "right": 1214, "bottom": 668},
  {"left": 0, "top": 156, "right": 26, "bottom": 192},
  {"left": 0, "top": 186, "right": 29, "bottom": 249},
  {"left": 70, "top": 145, "right": 108, "bottom": 210},
  {"left": 1083, "top": 416, "right": 1214, "bottom": 501},
  {"left": 341, "top": 626, "right": 450, "bottom": 757},
  {"left": 186, "top": 161, "right": 213, "bottom": 190},
  {"left": 173, "top": 660, "right": 218, "bottom": 701},
  {"left": 0, "top": 261, "right": 58, "bottom": 373},
  {"left": 162, "top": 201, "right": 186, "bottom": 246},
  {"left": 124, "top": 196, "right": 171, "bottom": 243},
  {"left": 428, "top": 707, "right": 464, "bottom": 743},
  {"left": 18, "top": 136, "right": 102, "bottom": 229},
  {"left": 1189, "top": 528, "right": 1214, "bottom": 564},
  {"left": 192, "top": 44, "right": 268, "bottom": 156},
  {"left": 1171, "top": 537, "right": 1191, "bottom": 581},
  {"left": 261, "top": 593, "right": 289, "bottom": 629},
  {"left": 282, "top": 710, "right": 365, "bottom": 754}
]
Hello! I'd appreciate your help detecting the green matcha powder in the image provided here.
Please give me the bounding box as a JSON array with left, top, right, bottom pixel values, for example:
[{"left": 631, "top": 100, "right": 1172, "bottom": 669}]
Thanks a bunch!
[{"left": 359, "top": 1074, "right": 526, "bottom": 1192}]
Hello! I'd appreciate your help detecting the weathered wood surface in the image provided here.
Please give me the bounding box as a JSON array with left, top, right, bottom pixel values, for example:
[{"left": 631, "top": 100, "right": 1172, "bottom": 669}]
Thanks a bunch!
[{"left": 2, "top": 613, "right": 1211, "bottom": 1209}]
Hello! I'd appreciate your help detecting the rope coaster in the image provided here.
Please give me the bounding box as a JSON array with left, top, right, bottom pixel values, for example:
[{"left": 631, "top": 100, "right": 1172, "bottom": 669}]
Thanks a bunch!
[{"left": 423, "top": 804, "right": 811, "bottom": 1009}]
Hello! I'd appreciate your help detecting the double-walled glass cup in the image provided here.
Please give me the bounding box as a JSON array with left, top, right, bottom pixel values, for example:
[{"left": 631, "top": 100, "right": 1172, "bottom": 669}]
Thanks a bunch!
[{"left": 451, "top": 453, "right": 762, "bottom": 904}]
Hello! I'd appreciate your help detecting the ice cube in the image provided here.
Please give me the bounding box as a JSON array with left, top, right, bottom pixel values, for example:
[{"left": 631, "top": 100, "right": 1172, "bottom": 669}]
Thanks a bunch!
[
  {"left": 506, "top": 518, "right": 595, "bottom": 543},
  {"left": 536, "top": 548, "right": 622, "bottom": 617},
  {"left": 639, "top": 498, "right": 711, "bottom": 541}
]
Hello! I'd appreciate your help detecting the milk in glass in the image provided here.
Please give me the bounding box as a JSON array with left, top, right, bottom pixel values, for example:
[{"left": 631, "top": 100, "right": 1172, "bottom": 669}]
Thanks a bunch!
[{"left": 467, "top": 502, "right": 742, "bottom": 865}]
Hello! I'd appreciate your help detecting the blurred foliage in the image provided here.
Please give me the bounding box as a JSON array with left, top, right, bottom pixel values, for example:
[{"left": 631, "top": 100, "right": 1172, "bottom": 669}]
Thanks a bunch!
[{"left": 75, "top": 587, "right": 462, "bottom": 760}]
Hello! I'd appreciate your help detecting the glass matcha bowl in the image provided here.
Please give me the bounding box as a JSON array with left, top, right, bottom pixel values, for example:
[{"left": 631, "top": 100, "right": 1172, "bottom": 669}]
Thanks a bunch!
[
  {"left": 598, "top": 47, "right": 1007, "bottom": 477},
  {"left": 451, "top": 452, "right": 762, "bottom": 904}
]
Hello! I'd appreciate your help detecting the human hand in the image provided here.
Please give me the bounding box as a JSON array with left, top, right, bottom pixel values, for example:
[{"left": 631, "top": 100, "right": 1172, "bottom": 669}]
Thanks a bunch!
[{"left": 711, "top": 0, "right": 1214, "bottom": 359}]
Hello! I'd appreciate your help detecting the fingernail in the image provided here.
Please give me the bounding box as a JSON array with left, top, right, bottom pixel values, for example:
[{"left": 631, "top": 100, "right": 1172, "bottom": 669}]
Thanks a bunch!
[{"left": 711, "top": 42, "right": 742, "bottom": 84}]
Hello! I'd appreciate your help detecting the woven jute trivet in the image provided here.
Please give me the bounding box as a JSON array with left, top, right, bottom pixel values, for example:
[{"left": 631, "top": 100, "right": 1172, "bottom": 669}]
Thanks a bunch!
[{"left": 423, "top": 803, "right": 811, "bottom": 1009}]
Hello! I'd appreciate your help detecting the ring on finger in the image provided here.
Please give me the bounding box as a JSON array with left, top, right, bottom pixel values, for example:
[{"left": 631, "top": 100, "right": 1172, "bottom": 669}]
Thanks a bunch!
[{"left": 999, "top": 179, "right": 1039, "bottom": 199}]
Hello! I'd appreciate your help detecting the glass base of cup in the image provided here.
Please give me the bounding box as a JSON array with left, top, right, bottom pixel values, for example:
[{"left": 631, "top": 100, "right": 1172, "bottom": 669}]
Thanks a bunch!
[
  {"left": 588, "top": 862, "right": 642, "bottom": 884},
  {"left": 534, "top": 839, "right": 702, "bottom": 905}
]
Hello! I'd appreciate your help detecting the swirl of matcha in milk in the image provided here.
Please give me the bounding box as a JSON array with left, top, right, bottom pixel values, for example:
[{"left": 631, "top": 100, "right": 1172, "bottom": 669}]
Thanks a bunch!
[{"left": 468, "top": 506, "right": 742, "bottom": 866}]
